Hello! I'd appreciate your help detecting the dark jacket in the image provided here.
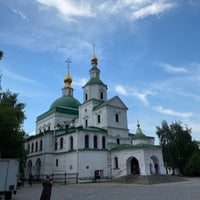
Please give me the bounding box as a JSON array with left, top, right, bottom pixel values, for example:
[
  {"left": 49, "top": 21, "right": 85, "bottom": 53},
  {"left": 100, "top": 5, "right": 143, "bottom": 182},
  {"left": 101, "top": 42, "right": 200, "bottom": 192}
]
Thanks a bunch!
[{"left": 40, "top": 178, "right": 52, "bottom": 200}]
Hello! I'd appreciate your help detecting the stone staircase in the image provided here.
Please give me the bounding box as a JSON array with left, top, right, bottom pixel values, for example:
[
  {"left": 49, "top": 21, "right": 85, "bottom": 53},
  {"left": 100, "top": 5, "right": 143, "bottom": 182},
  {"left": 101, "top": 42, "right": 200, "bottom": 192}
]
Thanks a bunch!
[{"left": 113, "top": 174, "right": 186, "bottom": 185}]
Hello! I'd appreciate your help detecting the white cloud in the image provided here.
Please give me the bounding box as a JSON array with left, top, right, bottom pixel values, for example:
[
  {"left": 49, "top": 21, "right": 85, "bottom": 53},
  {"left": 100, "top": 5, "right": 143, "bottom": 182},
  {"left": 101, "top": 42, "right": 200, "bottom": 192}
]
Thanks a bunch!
[
  {"left": 159, "top": 63, "right": 188, "bottom": 73},
  {"left": 154, "top": 106, "right": 193, "bottom": 118},
  {"left": 73, "top": 77, "right": 87, "bottom": 87},
  {"left": 132, "top": 2, "right": 175, "bottom": 19},
  {"left": 35, "top": 0, "right": 93, "bottom": 21},
  {"left": 4, "top": 69, "right": 40, "bottom": 86},
  {"left": 114, "top": 85, "right": 155, "bottom": 105},
  {"left": 11, "top": 8, "right": 28, "bottom": 21},
  {"left": 132, "top": 90, "right": 153, "bottom": 105},
  {"left": 115, "top": 85, "right": 128, "bottom": 96},
  {"left": 99, "top": 0, "right": 176, "bottom": 20}
]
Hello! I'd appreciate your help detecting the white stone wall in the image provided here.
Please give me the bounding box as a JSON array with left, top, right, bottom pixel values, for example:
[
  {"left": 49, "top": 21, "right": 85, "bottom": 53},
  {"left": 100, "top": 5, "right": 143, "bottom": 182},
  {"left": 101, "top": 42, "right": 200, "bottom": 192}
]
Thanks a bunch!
[
  {"left": 53, "top": 152, "right": 78, "bottom": 173},
  {"left": 78, "top": 151, "right": 108, "bottom": 179},
  {"left": 36, "top": 112, "right": 78, "bottom": 134},
  {"left": 111, "top": 147, "right": 165, "bottom": 177},
  {"left": 83, "top": 84, "right": 107, "bottom": 102}
]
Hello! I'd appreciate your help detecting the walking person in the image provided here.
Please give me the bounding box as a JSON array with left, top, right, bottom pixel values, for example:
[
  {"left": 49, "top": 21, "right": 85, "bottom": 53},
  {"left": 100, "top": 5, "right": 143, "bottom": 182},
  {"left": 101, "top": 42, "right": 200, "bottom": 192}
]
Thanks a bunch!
[
  {"left": 40, "top": 175, "right": 53, "bottom": 200},
  {"left": 28, "top": 173, "right": 33, "bottom": 187}
]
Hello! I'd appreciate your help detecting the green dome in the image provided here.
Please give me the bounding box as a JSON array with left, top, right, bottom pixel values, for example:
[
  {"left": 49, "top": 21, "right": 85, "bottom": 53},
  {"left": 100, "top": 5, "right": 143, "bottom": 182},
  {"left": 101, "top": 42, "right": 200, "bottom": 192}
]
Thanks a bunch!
[{"left": 50, "top": 96, "right": 81, "bottom": 110}]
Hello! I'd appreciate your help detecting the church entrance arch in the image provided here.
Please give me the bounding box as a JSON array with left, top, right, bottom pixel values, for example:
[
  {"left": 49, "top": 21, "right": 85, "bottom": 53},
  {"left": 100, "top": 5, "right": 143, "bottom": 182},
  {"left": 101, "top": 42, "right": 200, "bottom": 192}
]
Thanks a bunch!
[
  {"left": 151, "top": 156, "right": 159, "bottom": 174},
  {"left": 126, "top": 157, "right": 140, "bottom": 175}
]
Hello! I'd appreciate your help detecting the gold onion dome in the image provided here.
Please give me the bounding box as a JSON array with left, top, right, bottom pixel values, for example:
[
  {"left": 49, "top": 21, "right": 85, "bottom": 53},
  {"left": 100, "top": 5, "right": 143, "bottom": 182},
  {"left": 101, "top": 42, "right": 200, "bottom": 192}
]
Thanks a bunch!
[
  {"left": 64, "top": 71, "right": 72, "bottom": 88},
  {"left": 91, "top": 55, "right": 98, "bottom": 65}
]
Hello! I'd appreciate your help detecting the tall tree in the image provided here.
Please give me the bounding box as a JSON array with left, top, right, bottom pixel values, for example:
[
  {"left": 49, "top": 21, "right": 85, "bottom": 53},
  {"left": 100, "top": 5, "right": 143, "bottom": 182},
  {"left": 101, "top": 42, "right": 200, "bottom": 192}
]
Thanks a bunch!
[
  {"left": 0, "top": 90, "right": 26, "bottom": 159},
  {"left": 156, "top": 120, "right": 198, "bottom": 175}
]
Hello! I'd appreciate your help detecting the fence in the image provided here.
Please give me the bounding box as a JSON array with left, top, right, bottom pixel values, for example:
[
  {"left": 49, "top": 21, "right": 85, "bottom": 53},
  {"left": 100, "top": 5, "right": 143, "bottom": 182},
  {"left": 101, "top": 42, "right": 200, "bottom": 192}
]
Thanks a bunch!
[{"left": 29, "top": 172, "right": 79, "bottom": 184}]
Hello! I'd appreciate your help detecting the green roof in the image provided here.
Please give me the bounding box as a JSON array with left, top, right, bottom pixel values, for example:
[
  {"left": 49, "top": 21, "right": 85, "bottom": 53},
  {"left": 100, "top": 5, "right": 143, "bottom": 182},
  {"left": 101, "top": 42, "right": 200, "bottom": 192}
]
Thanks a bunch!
[
  {"left": 37, "top": 106, "right": 79, "bottom": 121},
  {"left": 85, "top": 78, "right": 105, "bottom": 86},
  {"left": 50, "top": 96, "right": 80, "bottom": 110},
  {"left": 111, "top": 143, "right": 159, "bottom": 151},
  {"left": 133, "top": 133, "right": 147, "bottom": 140}
]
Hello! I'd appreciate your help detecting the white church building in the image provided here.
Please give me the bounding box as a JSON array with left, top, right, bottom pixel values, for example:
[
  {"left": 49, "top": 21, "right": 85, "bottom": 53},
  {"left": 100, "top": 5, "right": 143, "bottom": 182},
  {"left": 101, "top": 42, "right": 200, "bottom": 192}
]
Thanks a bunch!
[{"left": 24, "top": 53, "right": 165, "bottom": 182}]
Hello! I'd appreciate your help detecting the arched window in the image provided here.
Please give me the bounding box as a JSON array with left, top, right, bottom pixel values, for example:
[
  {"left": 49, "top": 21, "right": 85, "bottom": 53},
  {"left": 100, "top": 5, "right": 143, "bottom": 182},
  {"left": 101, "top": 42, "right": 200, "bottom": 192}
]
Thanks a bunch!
[
  {"left": 31, "top": 143, "right": 34, "bottom": 153},
  {"left": 102, "top": 136, "right": 106, "bottom": 149},
  {"left": 117, "top": 138, "right": 120, "bottom": 145},
  {"left": 115, "top": 114, "right": 119, "bottom": 122},
  {"left": 35, "top": 141, "right": 38, "bottom": 152},
  {"left": 56, "top": 159, "right": 58, "bottom": 167},
  {"left": 39, "top": 140, "right": 43, "bottom": 151},
  {"left": 85, "top": 119, "right": 88, "bottom": 127},
  {"left": 60, "top": 137, "right": 64, "bottom": 149},
  {"left": 85, "top": 135, "right": 89, "bottom": 148},
  {"left": 100, "top": 92, "right": 103, "bottom": 100},
  {"left": 55, "top": 139, "right": 57, "bottom": 150},
  {"left": 70, "top": 136, "right": 73, "bottom": 150},
  {"left": 94, "top": 135, "right": 98, "bottom": 149},
  {"left": 97, "top": 115, "right": 101, "bottom": 123},
  {"left": 28, "top": 144, "right": 30, "bottom": 153}
]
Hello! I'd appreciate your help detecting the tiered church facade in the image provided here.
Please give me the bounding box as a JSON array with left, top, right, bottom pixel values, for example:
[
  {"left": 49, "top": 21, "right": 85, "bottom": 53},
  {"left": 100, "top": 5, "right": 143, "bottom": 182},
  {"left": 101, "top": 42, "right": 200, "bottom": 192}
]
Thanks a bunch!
[{"left": 24, "top": 53, "right": 165, "bottom": 182}]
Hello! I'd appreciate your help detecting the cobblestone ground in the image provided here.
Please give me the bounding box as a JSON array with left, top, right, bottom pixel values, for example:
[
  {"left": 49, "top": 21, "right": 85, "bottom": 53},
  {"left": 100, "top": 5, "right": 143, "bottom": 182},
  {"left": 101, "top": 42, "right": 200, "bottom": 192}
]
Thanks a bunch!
[{"left": 12, "top": 178, "right": 200, "bottom": 200}]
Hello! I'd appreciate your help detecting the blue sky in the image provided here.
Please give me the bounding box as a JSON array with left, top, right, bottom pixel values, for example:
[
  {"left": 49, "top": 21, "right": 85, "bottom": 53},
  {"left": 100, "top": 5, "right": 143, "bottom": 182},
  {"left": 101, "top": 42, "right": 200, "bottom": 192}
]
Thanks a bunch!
[{"left": 0, "top": 0, "right": 200, "bottom": 143}]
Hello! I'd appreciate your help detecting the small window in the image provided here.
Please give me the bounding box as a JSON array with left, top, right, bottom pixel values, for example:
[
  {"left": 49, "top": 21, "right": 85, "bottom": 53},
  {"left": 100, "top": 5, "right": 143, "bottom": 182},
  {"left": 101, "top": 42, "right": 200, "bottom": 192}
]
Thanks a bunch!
[
  {"left": 85, "top": 93, "right": 88, "bottom": 101},
  {"left": 56, "top": 159, "right": 58, "bottom": 167},
  {"left": 85, "top": 119, "right": 88, "bottom": 127},
  {"left": 97, "top": 115, "right": 101, "bottom": 123},
  {"left": 114, "top": 157, "right": 119, "bottom": 169},
  {"left": 115, "top": 114, "right": 119, "bottom": 122}
]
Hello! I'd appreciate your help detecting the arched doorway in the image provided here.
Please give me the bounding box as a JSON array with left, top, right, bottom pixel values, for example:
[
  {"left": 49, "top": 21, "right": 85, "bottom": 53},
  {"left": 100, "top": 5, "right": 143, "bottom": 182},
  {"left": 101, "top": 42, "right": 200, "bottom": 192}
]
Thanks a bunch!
[
  {"left": 35, "top": 158, "right": 41, "bottom": 178},
  {"left": 127, "top": 157, "right": 140, "bottom": 175},
  {"left": 131, "top": 157, "right": 140, "bottom": 174},
  {"left": 151, "top": 156, "right": 159, "bottom": 174},
  {"left": 27, "top": 160, "right": 32, "bottom": 177}
]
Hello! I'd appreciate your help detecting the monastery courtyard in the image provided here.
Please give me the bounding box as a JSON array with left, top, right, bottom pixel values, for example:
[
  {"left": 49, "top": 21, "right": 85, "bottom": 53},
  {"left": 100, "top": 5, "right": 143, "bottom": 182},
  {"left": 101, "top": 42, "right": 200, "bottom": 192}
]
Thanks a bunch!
[{"left": 13, "top": 177, "right": 200, "bottom": 200}]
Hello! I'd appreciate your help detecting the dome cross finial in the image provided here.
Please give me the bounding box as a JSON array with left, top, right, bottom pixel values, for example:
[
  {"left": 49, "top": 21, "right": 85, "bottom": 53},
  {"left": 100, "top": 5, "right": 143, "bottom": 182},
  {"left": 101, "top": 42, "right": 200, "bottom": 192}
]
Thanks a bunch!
[
  {"left": 91, "top": 43, "right": 98, "bottom": 65},
  {"left": 65, "top": 58, "right": 71, "bottom": 72},
  {"left": 64, "top": 58, "right": 72, "bottom": 89},
  {"left": 93, "top": 43, "right": 96, "bottom": 56}
]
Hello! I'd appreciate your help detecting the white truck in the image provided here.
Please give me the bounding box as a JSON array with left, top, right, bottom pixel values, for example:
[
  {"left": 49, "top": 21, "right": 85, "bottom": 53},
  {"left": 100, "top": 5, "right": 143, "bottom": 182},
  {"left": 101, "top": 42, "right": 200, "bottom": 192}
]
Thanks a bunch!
[{"left": 0, "top": 159, "right": 19, "bottom": 200}]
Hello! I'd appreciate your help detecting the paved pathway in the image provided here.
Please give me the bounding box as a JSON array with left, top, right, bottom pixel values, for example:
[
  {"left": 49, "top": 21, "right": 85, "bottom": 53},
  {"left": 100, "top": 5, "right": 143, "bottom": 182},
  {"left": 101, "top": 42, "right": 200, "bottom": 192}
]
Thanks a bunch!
[{"left": 12, "top": 177, "right": 200, "bottom": 200}]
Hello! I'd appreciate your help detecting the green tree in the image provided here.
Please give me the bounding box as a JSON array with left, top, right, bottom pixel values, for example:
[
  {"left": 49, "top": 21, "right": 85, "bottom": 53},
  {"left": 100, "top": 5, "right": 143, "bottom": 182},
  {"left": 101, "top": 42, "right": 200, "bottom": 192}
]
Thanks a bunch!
[
  {"left": 156, "top": 120, "right": 198, "bottom": 175},
  {"left": 0, "top": 51, "right": 3, "bottom": 60},
  {"left": 0, "top": 90, "right": 26, "bottom": 159},
  {"left": 184, "top": 150, "right": 200, "bottom": 176}
]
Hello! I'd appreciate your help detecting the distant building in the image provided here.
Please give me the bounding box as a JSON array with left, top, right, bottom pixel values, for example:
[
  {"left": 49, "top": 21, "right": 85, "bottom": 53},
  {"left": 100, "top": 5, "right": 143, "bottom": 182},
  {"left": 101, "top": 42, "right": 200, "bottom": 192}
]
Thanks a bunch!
[{"left": 24, "top": 53, "right": 165, "bottom": 182}]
